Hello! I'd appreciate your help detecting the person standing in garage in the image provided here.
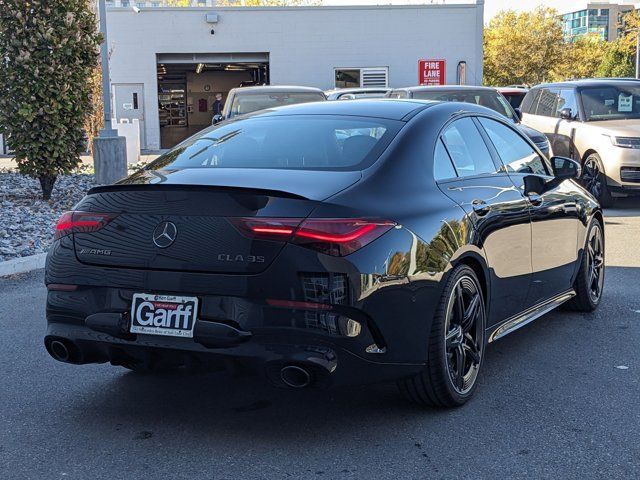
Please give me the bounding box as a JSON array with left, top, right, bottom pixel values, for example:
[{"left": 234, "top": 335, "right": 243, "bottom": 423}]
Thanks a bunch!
[{"left": 212, "top": 93, "right": 224, "bottom": 117}]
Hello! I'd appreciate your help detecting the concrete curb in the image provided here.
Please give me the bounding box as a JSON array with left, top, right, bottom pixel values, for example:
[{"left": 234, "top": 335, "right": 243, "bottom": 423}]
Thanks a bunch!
[{"left": 0, "top": 253, "right": 47, "bottom": 278}]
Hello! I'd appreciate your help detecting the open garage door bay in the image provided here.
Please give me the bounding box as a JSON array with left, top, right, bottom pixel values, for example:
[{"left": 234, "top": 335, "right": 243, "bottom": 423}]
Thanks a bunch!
[{"left": 157, "top": 53, "right": 269, "bottom": 149}]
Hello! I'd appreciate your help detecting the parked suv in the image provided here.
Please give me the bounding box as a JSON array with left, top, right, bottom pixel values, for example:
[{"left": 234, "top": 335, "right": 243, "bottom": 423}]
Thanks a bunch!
[
  {"left": 214, "top": 86, "right": 326, "bottom": 123},
  {"left": 387, "top": 86, "right": 550, "bottom": 157},
  {"left": 520, "top": 79, "right": 640, "bottom": 206}
]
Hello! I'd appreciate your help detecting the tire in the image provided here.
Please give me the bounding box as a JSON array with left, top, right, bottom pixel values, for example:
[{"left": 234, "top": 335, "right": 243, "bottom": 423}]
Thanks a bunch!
[
  {"left": 565, "top": 218, "right": 605, "bottom": 312},
  {"left": 582, "top": 153, "right": 614, "bottom": 208},
  {"left": 398, "top": 264, "right": 486, "bottom": 408}
]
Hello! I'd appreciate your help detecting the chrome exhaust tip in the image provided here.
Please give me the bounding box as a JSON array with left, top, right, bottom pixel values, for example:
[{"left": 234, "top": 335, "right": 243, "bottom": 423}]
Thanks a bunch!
[
  {"left": 48, "top": 339, "right": 71, "bottom": 363},
  {"left": 280, "top": 365, "right": 312, "bottom": 388}
]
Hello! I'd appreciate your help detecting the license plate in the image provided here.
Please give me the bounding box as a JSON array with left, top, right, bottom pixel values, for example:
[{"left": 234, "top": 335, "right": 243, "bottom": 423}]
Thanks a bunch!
[{"left": 130, "top": 293, "right": 198, "bottom": 338}]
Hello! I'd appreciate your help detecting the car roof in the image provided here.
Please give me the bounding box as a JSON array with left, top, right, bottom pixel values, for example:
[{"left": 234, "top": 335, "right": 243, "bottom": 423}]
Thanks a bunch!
[
  {"left": 325, "top": 87, "right": 391, "bottom": 94},
  {"left": 250, "top": 98, "right": 437, "bottom": 121},
  {"left": 532, "top": 78, "right": 640, "bottom": 89},
  {"left": 393, "top": 85, "right": 498, "bottom": 92},
  {"left": 497, "top": 87, "right": 529, "bottom": 93},
  {"left": 229, "top": 85, "right": 325, "bottom": 94}
]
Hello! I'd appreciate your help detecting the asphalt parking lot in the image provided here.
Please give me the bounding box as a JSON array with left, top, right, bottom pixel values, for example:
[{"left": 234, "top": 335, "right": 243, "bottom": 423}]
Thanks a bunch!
[{"left": 1, "top": 200, "right": 639, "bottom": 480}]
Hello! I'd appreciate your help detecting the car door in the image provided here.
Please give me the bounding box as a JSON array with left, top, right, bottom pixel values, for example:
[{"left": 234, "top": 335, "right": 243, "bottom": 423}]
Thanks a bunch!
[
  {"left": 521, "top": 87, "right": 558, "bottom": 147},
  {"left": 477, "top": 117, "right": 580, "bottom": 306},
  {"left": 552, "top": 88, "right": 581, "bottom": 160},
  {"left": 435, "top": 116, "right": 532, "bottom": 325}
]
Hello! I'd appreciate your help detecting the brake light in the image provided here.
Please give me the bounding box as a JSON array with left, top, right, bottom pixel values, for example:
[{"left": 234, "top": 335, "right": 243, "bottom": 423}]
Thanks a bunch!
[
  {"left": 54, "top": 211, "right": 116, "bottom": 240},
  {"left": 231, "top": 218, "right": 395, "bottom": 256}
]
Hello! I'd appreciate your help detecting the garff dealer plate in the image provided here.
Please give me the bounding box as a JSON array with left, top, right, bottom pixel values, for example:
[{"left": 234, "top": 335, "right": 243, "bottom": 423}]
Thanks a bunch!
[{"left": 130, "top": 294, "right": 198, "bottom": 338}]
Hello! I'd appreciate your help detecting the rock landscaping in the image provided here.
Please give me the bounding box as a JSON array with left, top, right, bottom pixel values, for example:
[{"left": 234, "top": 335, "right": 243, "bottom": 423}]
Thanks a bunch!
[{"left": 0, "top": 169, "right": 96, "bottom": 262}]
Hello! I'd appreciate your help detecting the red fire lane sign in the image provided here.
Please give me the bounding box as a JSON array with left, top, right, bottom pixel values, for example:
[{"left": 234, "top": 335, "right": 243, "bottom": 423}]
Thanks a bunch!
[{"left": 419, "top": 59, "right": 446, "bottom": 86}]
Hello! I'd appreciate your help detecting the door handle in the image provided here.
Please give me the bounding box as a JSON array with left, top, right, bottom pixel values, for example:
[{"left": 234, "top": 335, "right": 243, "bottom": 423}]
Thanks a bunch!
[
  {"left": 527, "top": 194, "right": 543, "bottom": 206},
  {"left": 471, "top": 199, "right": 490, "bottom": 216}
]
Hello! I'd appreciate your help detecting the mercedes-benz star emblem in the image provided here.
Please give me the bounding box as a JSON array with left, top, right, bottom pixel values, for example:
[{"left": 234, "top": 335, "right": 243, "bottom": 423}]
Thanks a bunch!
[{"left": 152, "top": 221, "right": 177, "bottom": 248}]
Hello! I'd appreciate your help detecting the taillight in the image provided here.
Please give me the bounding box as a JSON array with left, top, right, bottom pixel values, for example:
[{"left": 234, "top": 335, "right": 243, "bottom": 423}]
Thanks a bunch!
[
  {"left": 231, "top": 217, "right": 396, "bottom": 256},
  {"left": 54, "top": 211, "right": 116, "bottom": 240}
]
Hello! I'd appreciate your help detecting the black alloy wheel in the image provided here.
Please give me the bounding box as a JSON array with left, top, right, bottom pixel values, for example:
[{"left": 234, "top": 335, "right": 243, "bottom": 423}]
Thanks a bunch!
[
  {"left": 445, "top": 275, "right": 484, "bottom": 395},
  {"left": 398, "top": 264, "right": 486, "bottom": 407},
  {"left": 566, "top": 219, "right": 605, "bottom": 312},
  {"left": 585, "top": 222, "right": 605, "bottom": 304},
  {"left": 582, "top": 154, "right": 613, "bottom": 207}
]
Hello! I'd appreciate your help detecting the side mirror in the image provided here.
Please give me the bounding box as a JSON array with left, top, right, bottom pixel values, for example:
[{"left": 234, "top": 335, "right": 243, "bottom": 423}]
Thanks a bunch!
[
  {"left": 514, "top": 108, "right": 523, "bottom": 121},
  {"left": 551, "top": 156, "right": 581, "bottom": 180},
  {"left": 212, "top": 114, "right": 223, "bottom": 125},
  {"left": 559, "top": 108, "right": 574, "bottom": 120}
]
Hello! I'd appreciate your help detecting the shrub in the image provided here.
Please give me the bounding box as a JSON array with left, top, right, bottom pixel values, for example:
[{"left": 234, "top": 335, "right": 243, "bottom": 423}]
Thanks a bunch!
[{"left": 0, "top": 0, "right": 101, "bottom": 199}]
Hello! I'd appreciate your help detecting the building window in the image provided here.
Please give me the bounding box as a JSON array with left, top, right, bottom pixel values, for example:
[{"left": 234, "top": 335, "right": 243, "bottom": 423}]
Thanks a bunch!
[{"left": 334, "top": 67, "right": 388, "bottom": 88}]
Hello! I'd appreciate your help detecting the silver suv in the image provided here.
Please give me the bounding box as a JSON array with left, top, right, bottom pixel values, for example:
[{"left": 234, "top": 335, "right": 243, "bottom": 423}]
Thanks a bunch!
[{"left": 520, "top": 79, "right": 640, "bottom": 206}]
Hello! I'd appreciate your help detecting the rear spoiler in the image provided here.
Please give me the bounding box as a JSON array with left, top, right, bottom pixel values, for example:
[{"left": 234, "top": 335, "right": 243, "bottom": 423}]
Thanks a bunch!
[{"left": 87, "top": 183, "right": 309, "bottom": 201}]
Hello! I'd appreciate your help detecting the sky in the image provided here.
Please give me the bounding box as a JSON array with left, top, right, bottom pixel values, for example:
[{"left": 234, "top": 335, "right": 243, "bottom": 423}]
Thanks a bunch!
[{"left": 321, "top": 1, "right": 584, "bottom": 20}]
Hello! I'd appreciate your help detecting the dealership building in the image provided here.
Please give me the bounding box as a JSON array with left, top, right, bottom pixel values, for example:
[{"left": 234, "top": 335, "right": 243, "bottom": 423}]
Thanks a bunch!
[{"left": 98, "top": 1, "right": 485, "bottom": 151}]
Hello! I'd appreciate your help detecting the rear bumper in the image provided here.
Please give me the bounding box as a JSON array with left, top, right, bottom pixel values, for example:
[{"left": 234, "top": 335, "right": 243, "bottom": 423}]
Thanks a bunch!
[
  {"left": 44, "top": 319, "right": 424, "bottom": 388},
  {"left": 44, "top": 226, "right": 443, "bottom": 386}
]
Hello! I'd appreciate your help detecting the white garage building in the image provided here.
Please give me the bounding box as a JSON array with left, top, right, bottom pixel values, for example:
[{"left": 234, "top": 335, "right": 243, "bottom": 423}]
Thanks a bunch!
[{"left": 105, "top": 1, "right": 485, "bottom": 150}]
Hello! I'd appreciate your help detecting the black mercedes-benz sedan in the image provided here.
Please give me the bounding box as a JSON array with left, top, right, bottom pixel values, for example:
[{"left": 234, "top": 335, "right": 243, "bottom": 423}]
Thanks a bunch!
[{"left": 45, "top": 100, "right": 604, "bottom": 408}]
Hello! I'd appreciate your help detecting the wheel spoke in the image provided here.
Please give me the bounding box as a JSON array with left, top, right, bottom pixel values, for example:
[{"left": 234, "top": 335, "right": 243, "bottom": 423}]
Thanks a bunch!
[
  {"left": 454, "top": 283, "right": 465, "bottom": 325},
  {"left": 463, "top": 334, "right": 481, "bottom": 365},
  {"left": 454, "top": 345, "right": 465, "bottom": 389},
  {"left": 461, "top": 292, "right": 480, "bottom": 333},
  {"left": 446, "top": 326, "right": 461, "bottom": 350}
]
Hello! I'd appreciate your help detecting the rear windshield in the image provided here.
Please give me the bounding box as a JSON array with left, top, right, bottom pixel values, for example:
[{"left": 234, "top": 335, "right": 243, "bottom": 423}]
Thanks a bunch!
[
  {"left": 147, "top": 115, "right": 403, "bottom": 171},
  {"left": 580, "top": 84, "right": 640, "bottom": 121},
  {"left": 501, "top": 91, "right": 526, "bottom": 108},
  {"left": 338, "top": 92, "right": 388, "bottom": 100},
  {"left": 412, "top": 90, "right": 516, "bottom": 121},
  {"left": 229, "top": 92, "right": 325, "bottom": 117}
]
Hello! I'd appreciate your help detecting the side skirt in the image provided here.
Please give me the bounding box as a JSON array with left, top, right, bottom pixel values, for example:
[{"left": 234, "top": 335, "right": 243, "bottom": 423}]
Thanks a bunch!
[{"left": 487, "top": 290, "right": 576, "bottom": 343}]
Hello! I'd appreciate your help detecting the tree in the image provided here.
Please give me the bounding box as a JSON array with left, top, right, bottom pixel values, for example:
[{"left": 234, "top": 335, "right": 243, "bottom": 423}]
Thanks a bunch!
[
  {"left": 484, "top": 7, "right": 565, "bottom": 86},
  {"left": 596, "top": 9, "right": 638, "bottom": 78},
  {"left": 597, "top": 39, "right": 635, "bottom": 78},
  {"left": 85, "top": 64, "right": 104, "bottom": 155},
  {"left": 0, "top": 1, "right": 101, "bottom": 200},
  {"left": 553, "top": 34, "right": 607, "bottom": 81}
]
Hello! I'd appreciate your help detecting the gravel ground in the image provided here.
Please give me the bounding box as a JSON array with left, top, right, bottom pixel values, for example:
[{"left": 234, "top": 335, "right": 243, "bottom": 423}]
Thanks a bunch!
[{"left": 0, "top": 170, "right": 96, "bottom": 261}]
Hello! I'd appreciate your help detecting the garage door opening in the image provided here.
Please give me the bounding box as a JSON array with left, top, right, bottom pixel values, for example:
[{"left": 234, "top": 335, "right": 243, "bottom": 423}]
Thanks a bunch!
[{"left": 157, "top": 53, "right": 269, "bottom": 149}]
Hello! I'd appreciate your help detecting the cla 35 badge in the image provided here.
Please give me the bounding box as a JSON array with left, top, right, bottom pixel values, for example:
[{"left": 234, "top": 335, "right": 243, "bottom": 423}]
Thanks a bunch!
[{"left": 130, "top": 293, "right": 198, "bottom": 338}]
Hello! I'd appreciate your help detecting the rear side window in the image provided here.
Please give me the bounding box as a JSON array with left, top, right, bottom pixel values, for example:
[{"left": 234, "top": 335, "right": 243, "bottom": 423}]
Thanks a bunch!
[
  {"left": 147, "top": 115, "right": 402, "bottom": 171},
  {"left": 434, "top": 139, "right": 457, "bottom": 180},
  {"left": 478, "top": 118, "right": 549, "bottom": 176},
  {"left": 521, "top": 89, "right": 540, "bottom": 114},
  {"left": 441, "top": 118, "right": 497, "bottom": 177},
  {"left": 535, "top": 88, "right": 559, "bottom": 117}
]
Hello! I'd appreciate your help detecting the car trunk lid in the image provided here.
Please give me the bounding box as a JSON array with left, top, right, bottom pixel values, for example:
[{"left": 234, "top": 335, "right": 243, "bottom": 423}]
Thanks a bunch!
[{"left": 72, "top": 168, "right": 361, "bottom": 273}]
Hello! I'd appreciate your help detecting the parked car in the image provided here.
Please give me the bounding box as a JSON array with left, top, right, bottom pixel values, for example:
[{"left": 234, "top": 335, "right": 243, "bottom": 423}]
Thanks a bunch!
[
  {"left": 325, "top": 87, "right": 391, "bottom": 101},
  {"left": 497, "top": 86, "right": 529, "bottom": 109},
  {"left": 387, "top": 86, "right": 550, "bottom": 157},
  {"left": 520, "top": 79, "right": 640, "bottom": 206},
  {"left": 213, "top": 85, "right": 326, "bottom": 123},
  {"left": 45, "top": 100, "right": 603, "bottom": 408}
]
